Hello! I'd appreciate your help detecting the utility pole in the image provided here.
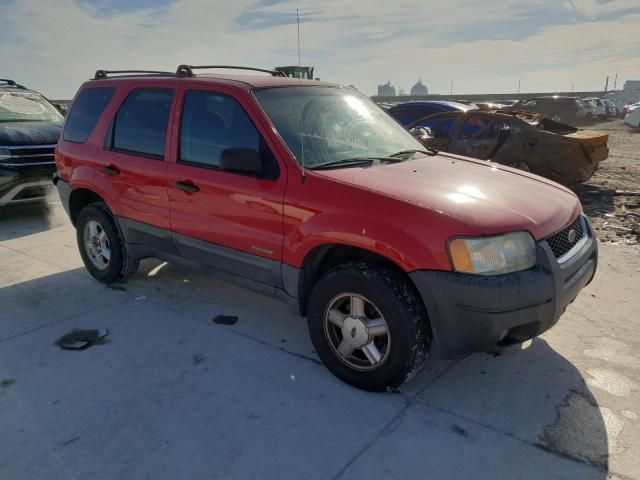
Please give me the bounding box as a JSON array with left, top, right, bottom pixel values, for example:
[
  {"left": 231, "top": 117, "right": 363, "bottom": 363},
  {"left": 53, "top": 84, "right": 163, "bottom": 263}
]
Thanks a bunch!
[
  {"left": 613, "top": 72, "right": 618, "bottom": 90},
  {"left": 517, "top": 79, "right": 521, "bottom": 94},
  {"left": 449, "top": 81, "right": 453, "bottom": 96},
  {"left": 604, "top": 76, "right": 609, "bottom": 92}
]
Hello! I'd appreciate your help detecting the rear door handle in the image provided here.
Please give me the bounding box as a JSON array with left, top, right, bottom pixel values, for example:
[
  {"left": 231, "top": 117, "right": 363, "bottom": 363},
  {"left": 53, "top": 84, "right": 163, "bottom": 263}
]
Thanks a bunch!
[
  {"left": 101, "top": 165, "right": 120, "bottom": 176},
  {"left": 175, "top": 181, "right": 199, "bottom": 193}
]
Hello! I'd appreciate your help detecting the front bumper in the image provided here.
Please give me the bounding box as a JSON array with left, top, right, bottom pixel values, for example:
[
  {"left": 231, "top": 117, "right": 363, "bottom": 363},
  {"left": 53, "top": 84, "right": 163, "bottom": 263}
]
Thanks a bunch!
[
  {"left": 0, "top": 164, "right": 56, "bottom": 207},
  {"left": 410, "top": 220, "right": 598, "bottom": 359}
]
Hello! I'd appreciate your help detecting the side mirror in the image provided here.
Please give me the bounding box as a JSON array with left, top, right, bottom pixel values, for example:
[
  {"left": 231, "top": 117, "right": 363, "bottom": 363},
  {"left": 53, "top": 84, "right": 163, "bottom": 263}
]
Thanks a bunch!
[
  {"left": 220, "top": 148, "right": 263, "bottom": 176},
  {"left": 409, "top": 126, "right": 433, "bottom": 141}
]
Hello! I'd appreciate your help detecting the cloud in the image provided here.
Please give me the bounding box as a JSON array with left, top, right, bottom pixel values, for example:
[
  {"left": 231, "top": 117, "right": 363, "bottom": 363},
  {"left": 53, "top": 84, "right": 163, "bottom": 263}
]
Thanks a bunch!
[{"left": 1, "top": 0, "right": 638, "bottom": 98}]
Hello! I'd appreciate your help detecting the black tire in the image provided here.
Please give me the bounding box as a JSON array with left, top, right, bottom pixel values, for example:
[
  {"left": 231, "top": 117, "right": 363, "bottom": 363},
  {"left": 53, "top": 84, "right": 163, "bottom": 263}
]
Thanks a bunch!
[
  {"left": 76, "top": 202, "right": 139, "bottom": 284},
  {"left": 307, "top": 261, "right": 431, "bottom": 391}
]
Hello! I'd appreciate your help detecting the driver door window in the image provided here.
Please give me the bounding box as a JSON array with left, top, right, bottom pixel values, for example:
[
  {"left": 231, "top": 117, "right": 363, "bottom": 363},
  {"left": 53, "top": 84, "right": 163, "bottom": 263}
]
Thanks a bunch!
[{"left": 179, "top": 91, "right": 278, "bottom": 178}]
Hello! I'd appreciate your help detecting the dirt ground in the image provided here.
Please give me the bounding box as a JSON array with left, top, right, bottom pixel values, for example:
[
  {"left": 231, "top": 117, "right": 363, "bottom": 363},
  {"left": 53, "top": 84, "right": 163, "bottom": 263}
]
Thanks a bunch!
[{"left": 574, "top": 119, "right": 640, "bottom": 246}]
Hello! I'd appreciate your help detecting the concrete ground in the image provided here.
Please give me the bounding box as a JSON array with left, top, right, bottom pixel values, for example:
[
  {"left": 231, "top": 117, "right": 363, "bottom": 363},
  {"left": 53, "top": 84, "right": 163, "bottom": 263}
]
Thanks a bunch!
[{"left": 1, "top": 199, "right": 639, "bottom": 480}]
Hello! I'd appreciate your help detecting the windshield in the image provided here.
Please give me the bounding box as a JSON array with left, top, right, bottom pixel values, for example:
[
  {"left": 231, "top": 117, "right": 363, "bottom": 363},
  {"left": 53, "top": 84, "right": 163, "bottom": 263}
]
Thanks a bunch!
[
  {"left": 254, "top": 86, "right": 425, "bottom": 168},
  {"left": 0, "top": 91, "right": 63, "bottom": 122}
]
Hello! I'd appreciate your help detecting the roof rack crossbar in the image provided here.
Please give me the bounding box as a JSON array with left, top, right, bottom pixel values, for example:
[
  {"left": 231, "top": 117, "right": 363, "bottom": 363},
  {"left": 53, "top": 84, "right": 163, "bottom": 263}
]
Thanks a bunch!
[
  {"left": 176, "top": 65, "right": 286, "bottom": 77},
  {"left": 93, "top": 70, "right": 176, "bottom": 80}
]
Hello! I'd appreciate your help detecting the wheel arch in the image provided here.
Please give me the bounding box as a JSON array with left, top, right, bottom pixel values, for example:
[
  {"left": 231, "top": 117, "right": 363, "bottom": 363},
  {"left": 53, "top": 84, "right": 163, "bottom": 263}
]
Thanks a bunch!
[
  {"left": 68, "top": 188, "right": 108, "bottom": 226},
  {"left": 296, "top": 243, "right": 424, "bottom": 317}
]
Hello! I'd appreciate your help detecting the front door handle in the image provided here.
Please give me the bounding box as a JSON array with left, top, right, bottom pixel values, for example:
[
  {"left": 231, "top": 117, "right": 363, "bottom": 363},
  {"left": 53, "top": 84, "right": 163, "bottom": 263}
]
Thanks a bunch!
[
  {"left": 175, "top": 181, "right": 199, "bottom": 193},
  {"left": 102, "top": 165, "right": 120, "bottom": 177}
]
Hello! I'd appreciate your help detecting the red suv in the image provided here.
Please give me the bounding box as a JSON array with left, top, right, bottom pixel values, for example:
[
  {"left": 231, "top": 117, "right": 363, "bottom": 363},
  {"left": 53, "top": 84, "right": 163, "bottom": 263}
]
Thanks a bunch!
[{"left": 55, "top": 65, "right": 597, "bottom": 391}]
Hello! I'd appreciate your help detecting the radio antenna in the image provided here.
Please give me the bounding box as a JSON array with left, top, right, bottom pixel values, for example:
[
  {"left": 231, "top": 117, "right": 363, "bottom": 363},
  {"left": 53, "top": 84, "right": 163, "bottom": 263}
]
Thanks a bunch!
[
  {"left": 297, "top": 9, "right": 302, "bottom": 68},
  {"left": 297, "top": 8, "right": 307, "bottom": 184}
]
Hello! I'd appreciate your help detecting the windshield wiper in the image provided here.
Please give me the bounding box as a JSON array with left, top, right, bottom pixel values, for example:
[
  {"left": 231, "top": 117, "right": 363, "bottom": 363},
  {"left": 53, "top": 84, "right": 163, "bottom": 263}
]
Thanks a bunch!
[
  {"left": 389, "top": 147, "right": 438, "bottom": 158},
  {"left": 310, "top": 156, "right": 402, "bottom": 170}
]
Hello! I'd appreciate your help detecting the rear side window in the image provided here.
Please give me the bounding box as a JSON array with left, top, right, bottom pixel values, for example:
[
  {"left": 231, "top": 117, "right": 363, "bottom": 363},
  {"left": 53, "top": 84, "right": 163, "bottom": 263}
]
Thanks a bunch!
[
  {"left": 63, "top": 87, "right": 115, "bottom": 143},
  {"left": 418, "top": 116, "right": 455, "bottom": 138},
  {"left": 110, "top": 88, "right": 174, "bottom": 159},
  {"left": 179, "top": 90, "right": 278, "bottom": 177},
  {"left": 459, "top": 115, "right": 506, "bottom": 140}
]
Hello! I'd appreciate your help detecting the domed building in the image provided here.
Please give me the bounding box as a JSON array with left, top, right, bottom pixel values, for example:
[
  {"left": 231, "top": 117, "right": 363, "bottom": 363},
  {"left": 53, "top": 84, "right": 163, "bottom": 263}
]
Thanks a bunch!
[
  {"left": 377, "top": 81, "right": 396, "bottom": 97},
  {"left": 410, "top": 78, "right": 428, "bottom": 96}
]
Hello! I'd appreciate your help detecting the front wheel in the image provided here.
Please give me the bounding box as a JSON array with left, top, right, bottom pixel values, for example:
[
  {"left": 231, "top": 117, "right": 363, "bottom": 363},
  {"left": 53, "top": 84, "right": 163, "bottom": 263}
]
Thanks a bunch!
[
  {"left": 307, "top": 262, "right": 431, "bottom": 391},
  {"left": 76, "top": 202, "right": 139, "bottom": 284}
]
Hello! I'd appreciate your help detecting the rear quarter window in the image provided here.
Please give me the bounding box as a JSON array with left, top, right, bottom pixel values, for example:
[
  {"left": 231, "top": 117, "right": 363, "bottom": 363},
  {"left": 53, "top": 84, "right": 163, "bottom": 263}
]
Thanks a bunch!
[{"left": 63, "top": 87, "right": 115, "bottom": 143}]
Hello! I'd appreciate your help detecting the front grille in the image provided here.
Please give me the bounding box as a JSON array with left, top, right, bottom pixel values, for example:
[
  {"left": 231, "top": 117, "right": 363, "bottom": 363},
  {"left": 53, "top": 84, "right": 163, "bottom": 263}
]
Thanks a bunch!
[
  {"left": 546, "top": 216, "right": 585, "bottom": 259},
  {"left": 1, "top": 144, "right": 56, "bottom": 166}
]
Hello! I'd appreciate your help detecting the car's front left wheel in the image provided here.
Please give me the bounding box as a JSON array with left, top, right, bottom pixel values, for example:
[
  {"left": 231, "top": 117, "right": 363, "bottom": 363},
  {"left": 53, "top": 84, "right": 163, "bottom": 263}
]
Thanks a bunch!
[
  {"left": 307, "top": 261, "right": 431, "bottom": 391},
  {"left": 76, "top": 202, "right": 139, "bottom": 284}
]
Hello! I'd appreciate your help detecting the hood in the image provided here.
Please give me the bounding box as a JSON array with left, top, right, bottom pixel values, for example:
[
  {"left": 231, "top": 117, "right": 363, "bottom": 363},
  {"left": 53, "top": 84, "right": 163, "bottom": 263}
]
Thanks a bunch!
[
  {"left": 0, "top": 121, "right": 62, "bottom": 146},
  {"left": 315, "top": 153, "right": 581, "bottom": 240}
]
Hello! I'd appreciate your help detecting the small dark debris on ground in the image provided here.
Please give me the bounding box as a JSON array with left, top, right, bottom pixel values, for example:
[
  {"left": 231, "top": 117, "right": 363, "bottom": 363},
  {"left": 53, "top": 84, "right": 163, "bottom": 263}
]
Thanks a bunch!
[
  {"left": 192, "top": 353, "right": 207, "bottom": 365},
  {"left": 54, "top": 328, "right": 109, "bottom": 350},
  {"left": 212, "top": 315, "right": 239, "bottom": 325},
  {"left": 60, "top": 436, "right": 80, "bottom": 446},
  {"left": 450, "top": 424, "right": 468, "bottom": 437},
  {"left": 106, "top": 284, "right": 126, "bottom": 292},
  {"left": 1, "top": 378, "right": 16, "bottom": 388}
]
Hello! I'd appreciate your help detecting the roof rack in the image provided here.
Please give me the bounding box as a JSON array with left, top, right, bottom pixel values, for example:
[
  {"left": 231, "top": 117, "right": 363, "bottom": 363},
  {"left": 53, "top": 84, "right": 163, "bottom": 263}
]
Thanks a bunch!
[
  {"left": 176, "top": 65, "right": 286, "bottom": 77},
  {"left": 93, "top": 69, "right": 176, "bottom": 80}
]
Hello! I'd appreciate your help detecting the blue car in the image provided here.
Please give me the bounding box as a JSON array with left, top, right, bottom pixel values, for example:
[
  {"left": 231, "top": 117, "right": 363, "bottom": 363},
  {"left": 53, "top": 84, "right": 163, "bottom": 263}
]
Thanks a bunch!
[{"left": 387, "top": 101, "right": 477, "bottom": 127}]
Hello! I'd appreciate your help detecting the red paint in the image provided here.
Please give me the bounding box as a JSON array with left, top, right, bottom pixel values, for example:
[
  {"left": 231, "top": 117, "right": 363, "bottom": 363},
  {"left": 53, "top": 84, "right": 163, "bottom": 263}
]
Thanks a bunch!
[{"left": 57, "top": 75, "right": 582, "bottom": 274}]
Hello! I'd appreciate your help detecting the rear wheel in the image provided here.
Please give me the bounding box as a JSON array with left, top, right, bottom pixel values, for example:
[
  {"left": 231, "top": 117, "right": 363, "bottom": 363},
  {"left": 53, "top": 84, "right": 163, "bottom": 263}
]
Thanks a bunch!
[
  {"left": 76, "top": 203, "right": 139, "bottom": 284},
  {"left": 307, "top": 262, "right": 430, "bottom": 391}
]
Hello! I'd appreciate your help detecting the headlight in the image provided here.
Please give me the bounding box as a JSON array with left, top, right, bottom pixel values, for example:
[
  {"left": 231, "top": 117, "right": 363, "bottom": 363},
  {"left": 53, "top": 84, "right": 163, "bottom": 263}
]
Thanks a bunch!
[{"left": 448, "top": 232, "right": 536, "bottom": 275}]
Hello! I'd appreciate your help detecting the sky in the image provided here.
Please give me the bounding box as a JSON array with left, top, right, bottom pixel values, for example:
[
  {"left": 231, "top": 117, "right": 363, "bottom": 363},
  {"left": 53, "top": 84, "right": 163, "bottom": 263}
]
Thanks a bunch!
[{"left": 1, "top": 0, "right": 639, "bottom": 98}]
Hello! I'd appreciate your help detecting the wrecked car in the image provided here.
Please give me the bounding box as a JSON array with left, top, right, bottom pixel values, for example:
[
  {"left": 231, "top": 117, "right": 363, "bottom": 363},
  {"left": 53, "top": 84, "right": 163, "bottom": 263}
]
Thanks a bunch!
[
  {"left": 386, "top": 100, "right": 477, "bottom": 127},
  {"left": 507, "top": 96, "right": 590, "bottom": 124},
  {"left": 406, "top": 110, "right": 609, "bottom": 186}
]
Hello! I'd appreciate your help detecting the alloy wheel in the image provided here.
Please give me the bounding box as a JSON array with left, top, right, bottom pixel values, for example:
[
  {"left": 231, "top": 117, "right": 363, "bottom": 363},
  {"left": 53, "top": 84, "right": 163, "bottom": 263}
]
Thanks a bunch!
[
  {"left": 83, "top": 220, "right": 111, "bottom": 270},
  {"left": 323, "top": 293, "right": 391, "bottom": 371}
]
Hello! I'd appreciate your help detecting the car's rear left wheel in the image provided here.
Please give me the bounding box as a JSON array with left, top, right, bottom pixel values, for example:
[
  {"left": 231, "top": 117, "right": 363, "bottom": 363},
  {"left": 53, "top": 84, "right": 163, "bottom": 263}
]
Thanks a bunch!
[{"left": 76, "top": 202, "right": 139, "bottom": 284}]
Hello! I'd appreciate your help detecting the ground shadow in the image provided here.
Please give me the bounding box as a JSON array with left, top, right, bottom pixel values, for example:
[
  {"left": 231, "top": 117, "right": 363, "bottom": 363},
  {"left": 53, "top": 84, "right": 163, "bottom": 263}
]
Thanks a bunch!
[
  {"left": 0, "top": 262, "right": 612, "bottom": 479},
  {"left": 572, "top": 183, "right": 616, "bottom": 217},
  {"left": 411, "top": 338, "right": 610, "bottom": 476},
  {"left": 0, "top": 199, "right": 67, "bottom": 241}
]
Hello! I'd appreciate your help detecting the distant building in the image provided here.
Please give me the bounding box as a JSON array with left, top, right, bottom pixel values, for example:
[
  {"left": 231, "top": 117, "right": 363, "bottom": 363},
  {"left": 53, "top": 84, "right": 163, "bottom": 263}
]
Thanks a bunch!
[
  {"left": 398, "top": 88, "right": 408, "bottom": 96},
  {"left": 624, "top": 80, "right": 640, "bottom": 91},
  {"left": 410, "top": 78, "right": 428, "bottom": 96},
  {"left": 377, "top": 81, "right": 396, "bottom": 97}
]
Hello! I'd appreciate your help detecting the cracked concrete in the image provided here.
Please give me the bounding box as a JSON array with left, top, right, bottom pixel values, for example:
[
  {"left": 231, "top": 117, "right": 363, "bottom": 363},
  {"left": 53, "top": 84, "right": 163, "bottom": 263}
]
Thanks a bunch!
[{"left": 1, "top": 201, "right": 639, "bottom": 479}]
